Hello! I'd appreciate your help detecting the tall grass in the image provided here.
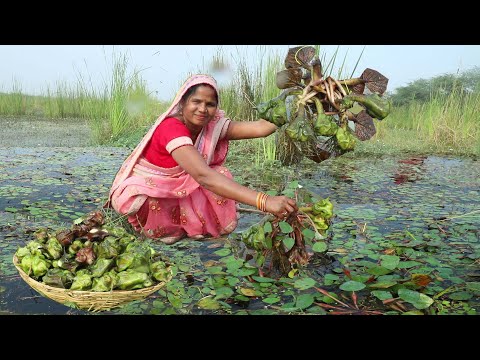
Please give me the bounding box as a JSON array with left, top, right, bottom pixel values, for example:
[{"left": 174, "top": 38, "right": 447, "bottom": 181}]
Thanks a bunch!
[
  {"left": 253, "top": 51, "right": 282, "bottom": 165},
  {"left": 222, "top": 46, "right": 283, "bottom": 166},
  {"left": 99, "top": 52, "right": 169, "bottom": 145},
  {"left": 0, "top": 50, "right": 166, "bottom": 146},
  {"left": 0, "top": 78, "right": 29, "bottom": 116},
  {"left": 373, "top": 85, "right": 480, "bottom": 155},
  {"left": 44, "top": 80, "right": 88, "bottom": 118},
  {"left": 0, "top": 46, "right": 478, "bottom": 157}
]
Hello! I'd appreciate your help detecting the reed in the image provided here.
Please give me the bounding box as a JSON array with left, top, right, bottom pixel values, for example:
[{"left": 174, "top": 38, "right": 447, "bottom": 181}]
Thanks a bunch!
[
  {"left": 0, "top": 78, "right": 29, "bottom": 116},
  {"left": 372, "top": 84, "right": 480, "bottom": 155},
  {"left": 0, "top": 46, "right": 478, "bottom": 157}
]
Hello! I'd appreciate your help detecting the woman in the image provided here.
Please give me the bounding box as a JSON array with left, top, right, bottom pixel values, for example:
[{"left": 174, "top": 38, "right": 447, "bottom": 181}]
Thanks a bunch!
[{"left": 106, "top": 74, "right": 297, "bottom": 244}]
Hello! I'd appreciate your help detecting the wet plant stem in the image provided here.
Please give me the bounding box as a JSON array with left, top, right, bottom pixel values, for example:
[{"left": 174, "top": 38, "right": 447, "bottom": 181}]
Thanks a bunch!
[{"left": 433, "top": 285, "right": 458, "bottom": 299}]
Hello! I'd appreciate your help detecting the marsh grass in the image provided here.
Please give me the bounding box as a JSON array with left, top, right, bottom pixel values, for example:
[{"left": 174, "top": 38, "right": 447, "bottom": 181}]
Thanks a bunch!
[
  {"left": 0, "top": 51, "right": 166, "bottom": 146},
  {"left": 372, "top": 85, "right": 480, "bottom": 156},
  {"left": 0, "top": 78, "right": 30, "bottom": 116},
  {"left": 0, "top": 46, "right": 478, "bottom": 157}
]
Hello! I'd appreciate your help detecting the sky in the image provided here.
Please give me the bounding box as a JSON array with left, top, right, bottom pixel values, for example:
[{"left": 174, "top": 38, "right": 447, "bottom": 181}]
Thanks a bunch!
[{"left": 0, "top": 45, "right": 479, "bottom": 101}]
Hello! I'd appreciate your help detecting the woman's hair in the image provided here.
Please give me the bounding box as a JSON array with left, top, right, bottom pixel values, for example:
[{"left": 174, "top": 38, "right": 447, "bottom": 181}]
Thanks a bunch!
[{"left": 181, "top": 83, "right": 218, "bottom": 106}]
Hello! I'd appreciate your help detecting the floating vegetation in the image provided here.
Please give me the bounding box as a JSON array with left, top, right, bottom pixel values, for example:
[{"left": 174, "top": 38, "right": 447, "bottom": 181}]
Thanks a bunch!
[{"left": 1, "top": 148, "right": 479, "bottom": 315}]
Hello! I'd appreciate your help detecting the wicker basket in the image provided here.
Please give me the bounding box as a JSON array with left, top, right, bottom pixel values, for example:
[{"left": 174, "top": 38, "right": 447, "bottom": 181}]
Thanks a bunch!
[{"left": 13, "top": 255, "right": 172, "bottom": 312}]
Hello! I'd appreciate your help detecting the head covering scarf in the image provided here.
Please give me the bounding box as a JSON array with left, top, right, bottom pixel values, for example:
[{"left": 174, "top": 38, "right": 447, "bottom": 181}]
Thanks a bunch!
[
  {"left": 106, "top": 74, "right": 237, "bottom": 243},
  {"left": 108, "top": 74, "right": 220, "bottom": 195}
]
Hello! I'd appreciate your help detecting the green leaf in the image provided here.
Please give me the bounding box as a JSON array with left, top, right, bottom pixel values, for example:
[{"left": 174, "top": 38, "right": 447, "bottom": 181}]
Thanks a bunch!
[
  {"left": 380, "top": 255, "right": 400, "bottom": 270},
  {"left": 214, "top": 248, "right": 231, "bottom": 257},
  {"left": 302, "top": 228, "right": 315, "bottom": 241},
  {"left": 206, "top": 266, "right": 225, "bottom": 275},
  {"left": 239, "top": 288, "right": 257, "bottom": 297},
  {"left": 232, "top": 268, "right": 256, "bottom": 277},
  {"left": 448, "top": 291, "right": 473, "bottom": 301},
  {"left": 73, "top": 217, "right": 84, "bottom": 225},
  {"left": 339, "top": 280, "right": 366, "bottom": 292},
  {"left": 263, "top": 221, "right": 273, "bottom": 234},
  {"left": 368, "top": 281, "right": 397, "bottom": 289},
  {"left": 255, "top": 254, "right": 265, "bottom": 267},
  {"left": 312, "top": 241, "right": 327, "bottom": 253},
  {"left": 366, "top": 266, "right": 393, "bottom": 276},
  {"left": 225, "top": 258, "right": 244, "bottom": 272},
  {"left": 282, "top": 237, "right": 295, "bottom": 251},
  {"left": 167, "top": 293, "right": 183, "bottom": 308},
  {"left": 5, "top": 207, "right": 18, "bottom": 213},
  {"left": 197, "top": 297, "right": 222, "bottom": 310},
  {"left": 265, "top": 235, "right": 272, "bottom": 249},
  {"left": 295, "top": 294, "right": 315, "bottom": 309},
  {"left": 279, "top": 221, "right": 293, "bottom": 233},
  {"left": 398, "top": 288, "right": 434, "bottom": 309},
  {"left": 287, "top": 180, "right": 299, "bottom": 189},
  {"left": 351, "top": 274, "right": 371, "bottom": 283},
  {"left": 324, "top": 274, "right": 340, "bottom": 281},
  {"left": 397, "top": 261, "right": 422, "bottom": 269},
  {"left": 233, "top": 296, "right": 250, "bottom": 305},
  {"left": 262, "top": 297, "right": 281, "bottom": 304},
  {"left": 251, "top": 276, "right": 275, "bottom": 283},
  {"left": 466, "top": 282, "right": 480, "bottom": 295},
  {"left": 371, "top": 290, "right": 393, "bottom": 301},
  {"left": 294, "top": 277, "right": 316, "bottom": 290},
  {"left": 226, "top": 276, "right": 240, "bottom": 287},
  {"left": 280, "top": 303, "right": 299, "bottom": 312},
  {"left": 214, "top": 286, "right": 235, "bottom": 300},
  {"left": 178, "top": 264, "right": 190, "bottom": 272}
]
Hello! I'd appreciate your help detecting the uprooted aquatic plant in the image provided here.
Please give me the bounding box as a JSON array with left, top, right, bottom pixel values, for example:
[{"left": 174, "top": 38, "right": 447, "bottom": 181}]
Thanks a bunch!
[
  {"left": 238, "top": 189, "right": 334, "bottom": 278},
  {"left": 255, "top": 45, "right": 392, "bottom": 165}
]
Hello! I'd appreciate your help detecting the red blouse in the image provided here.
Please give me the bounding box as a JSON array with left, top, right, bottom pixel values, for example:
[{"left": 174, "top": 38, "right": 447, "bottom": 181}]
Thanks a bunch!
[{"left": 143, "top": 117, "right": 193, "bottom": 168}]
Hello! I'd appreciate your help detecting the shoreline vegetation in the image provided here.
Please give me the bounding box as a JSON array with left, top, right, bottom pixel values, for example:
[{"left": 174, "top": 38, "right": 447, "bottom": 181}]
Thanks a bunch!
[
  {"left": 1, "top": 47, "right": 479, "bottom": 316},
  {"left": 0, "top": 47, "right": 478, "bottom": 160}
]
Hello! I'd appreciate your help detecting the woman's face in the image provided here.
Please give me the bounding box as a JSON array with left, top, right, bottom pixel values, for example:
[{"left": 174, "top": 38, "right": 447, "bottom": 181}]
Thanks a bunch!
[{"left": 182, "top": 85, "right": 218, "bottom": 129}]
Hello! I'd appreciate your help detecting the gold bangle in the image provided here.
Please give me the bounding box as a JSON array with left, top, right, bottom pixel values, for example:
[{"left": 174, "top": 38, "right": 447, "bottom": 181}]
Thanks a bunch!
[
  {"left": 256, "top": 192, "right": 263, "bottom": 210},
  {"left": 261, "top": 194, "right": 268, "bottom": 212}
]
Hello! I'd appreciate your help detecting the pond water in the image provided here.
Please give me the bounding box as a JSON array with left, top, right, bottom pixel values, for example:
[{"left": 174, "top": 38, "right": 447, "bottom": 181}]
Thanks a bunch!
[{"left": 0, "top": 147, "right": 479, "bottom": 315}]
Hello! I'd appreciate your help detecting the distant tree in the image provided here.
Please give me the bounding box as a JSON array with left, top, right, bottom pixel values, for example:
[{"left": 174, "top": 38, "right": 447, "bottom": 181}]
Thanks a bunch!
[
  {"left": 458, "top": 66, "right": 480, "bottom": 92},
  {"left": 390, "top": 66, "right": 480, "bottom": 106}
]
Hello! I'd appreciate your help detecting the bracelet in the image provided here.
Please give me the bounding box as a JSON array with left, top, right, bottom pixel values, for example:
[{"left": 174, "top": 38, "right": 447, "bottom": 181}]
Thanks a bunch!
[
  {"left": 256, "top": 192, "right": 263, "bottom": 210},
  {"left": 261, "top": 193, "right": 268, "bottom": 212},
  {"left": 256, "top": 192, "right": 268, "bottom": 212}
]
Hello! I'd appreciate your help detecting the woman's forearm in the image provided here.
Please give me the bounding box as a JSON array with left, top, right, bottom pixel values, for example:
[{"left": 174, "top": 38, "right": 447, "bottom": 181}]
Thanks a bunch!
[
  {"left": 172, "top": 145, "right": 259, "bottom": 207},
  {"left": 256, "top": 119, "right": 278, "bottom": 137},
  {"left": 197, "top": 167, "right": 298, "bottom": 217},
  {"left": 172, "top": 146, "right": 297, "bottom": 217},
  {"left": 227, "top": 119, "right": 278, "bottom": 140},
  {"left": 197, "top": 169, "right": 259, "bottom": 208}
]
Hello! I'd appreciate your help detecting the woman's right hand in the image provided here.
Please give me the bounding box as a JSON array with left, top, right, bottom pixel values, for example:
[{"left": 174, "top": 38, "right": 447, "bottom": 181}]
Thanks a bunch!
[{"left": 265, "top": 195, "right": 298, "bottom": 219}]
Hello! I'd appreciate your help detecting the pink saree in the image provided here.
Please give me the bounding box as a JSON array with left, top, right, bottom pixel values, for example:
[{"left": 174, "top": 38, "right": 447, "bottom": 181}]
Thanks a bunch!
[{"left": 106, "top": 75, "right": 238, "bottom": 243}]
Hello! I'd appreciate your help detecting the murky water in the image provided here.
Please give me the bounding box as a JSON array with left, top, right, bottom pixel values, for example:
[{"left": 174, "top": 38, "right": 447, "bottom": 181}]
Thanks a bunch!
[{"left": 1, "top": 147, "right": 479, "bottom": 314}]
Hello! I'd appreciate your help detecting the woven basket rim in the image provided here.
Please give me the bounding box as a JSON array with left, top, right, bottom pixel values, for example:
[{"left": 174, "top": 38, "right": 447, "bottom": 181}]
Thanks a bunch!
[{"left": 13, "top": 254, "right": 172, "bottom": 312}]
